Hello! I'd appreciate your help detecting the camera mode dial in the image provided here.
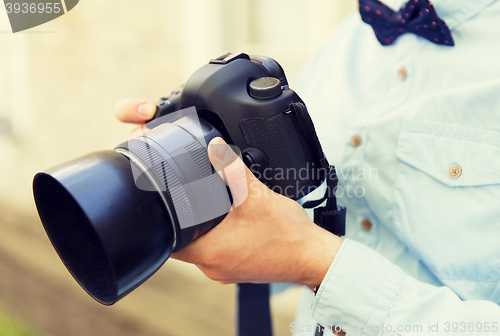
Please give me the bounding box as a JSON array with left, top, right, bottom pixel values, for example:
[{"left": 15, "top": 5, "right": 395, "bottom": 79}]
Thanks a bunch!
[{"left": 249, "top": 77, "right": 282, "bottom": 100}]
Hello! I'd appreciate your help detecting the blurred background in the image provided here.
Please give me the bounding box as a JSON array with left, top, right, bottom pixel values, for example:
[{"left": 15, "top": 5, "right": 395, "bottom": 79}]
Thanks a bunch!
[{"left": 0, "top": 1, "right": 356, "bottom": 335}]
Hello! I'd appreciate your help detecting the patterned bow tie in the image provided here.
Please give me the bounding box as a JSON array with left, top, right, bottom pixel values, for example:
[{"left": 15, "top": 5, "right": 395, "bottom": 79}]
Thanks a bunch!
[{"left": 359, "top": 0, "right": 454, "bottom": 46}]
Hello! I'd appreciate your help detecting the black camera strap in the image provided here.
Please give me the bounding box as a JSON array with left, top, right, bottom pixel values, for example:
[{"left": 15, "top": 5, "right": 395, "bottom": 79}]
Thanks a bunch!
[
  {"left": 236, "top": 283, "right": 273, "bottom": 336},
  {"left": 288, "top": 102, "right": 346, "bottom": 235},
  {"left": 236, "top": 103, "right": 345, "bottom": 336}
]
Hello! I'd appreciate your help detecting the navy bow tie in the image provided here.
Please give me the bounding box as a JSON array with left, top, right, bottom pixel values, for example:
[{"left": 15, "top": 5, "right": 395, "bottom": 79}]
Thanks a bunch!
[{"left": 359, "top": 0, "right": 454, "bottom": 46}]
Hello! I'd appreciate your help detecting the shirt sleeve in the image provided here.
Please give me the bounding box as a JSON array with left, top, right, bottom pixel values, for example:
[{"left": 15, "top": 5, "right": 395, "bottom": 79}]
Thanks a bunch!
[{"left": 312, "top": 239, "right": 500, "bottom": 335}]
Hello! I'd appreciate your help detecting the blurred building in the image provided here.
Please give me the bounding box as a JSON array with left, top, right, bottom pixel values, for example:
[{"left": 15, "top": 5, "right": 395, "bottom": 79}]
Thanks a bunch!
[{"left": 0, "top": 1, "right": 356, "bottom": 335}]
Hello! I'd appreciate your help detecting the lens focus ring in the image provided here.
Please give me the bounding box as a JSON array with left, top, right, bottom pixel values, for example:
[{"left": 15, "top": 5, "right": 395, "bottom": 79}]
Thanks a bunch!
[
  {"left": 115, "top": 117, "right": 232, "bottom": 253},
  {"left": 125, "top": 139, "right": 196, "bottom": 244}
]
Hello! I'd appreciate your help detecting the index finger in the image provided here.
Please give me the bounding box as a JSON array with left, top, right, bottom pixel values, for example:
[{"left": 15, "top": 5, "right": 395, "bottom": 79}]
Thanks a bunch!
[{"left": 114, "top": 98, "right": 157, "bottom": 124}]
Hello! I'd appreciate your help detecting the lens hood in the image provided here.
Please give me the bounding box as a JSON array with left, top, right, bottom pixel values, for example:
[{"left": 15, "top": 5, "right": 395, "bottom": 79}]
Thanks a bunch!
[{"left": 33, "top": 150, "right": 173, "bottom": 305}]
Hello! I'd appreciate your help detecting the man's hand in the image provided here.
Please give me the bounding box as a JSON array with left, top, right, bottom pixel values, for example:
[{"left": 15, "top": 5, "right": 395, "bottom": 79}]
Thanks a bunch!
[{"left": 114, "top": 98, "right": 343, "bottom": 289}]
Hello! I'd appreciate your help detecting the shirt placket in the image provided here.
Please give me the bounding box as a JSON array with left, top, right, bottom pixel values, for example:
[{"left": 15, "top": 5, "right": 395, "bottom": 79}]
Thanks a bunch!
[{"left": 338, "top": 36, "right": 418, "bottom": 249}]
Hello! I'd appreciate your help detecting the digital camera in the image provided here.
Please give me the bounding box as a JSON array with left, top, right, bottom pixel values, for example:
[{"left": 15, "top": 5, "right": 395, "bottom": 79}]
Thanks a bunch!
[{"left": 32, "top": 52, "right": 342, "bottom": 306}]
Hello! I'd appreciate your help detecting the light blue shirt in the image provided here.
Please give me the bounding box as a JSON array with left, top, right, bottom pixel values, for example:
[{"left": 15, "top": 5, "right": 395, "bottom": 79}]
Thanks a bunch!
[{"left": 292, "top": 0, "right": 500, "bottom": 334}]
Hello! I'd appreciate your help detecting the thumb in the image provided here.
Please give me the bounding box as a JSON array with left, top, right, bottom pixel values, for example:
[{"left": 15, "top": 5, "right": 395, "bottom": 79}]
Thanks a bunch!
[{"left": 208, "top": 137, "right": 260, "bottom": 208}]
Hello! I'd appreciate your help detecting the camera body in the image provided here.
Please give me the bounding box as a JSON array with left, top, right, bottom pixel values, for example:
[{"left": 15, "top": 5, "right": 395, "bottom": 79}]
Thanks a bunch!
[{"left": 151, "top": 52, "right": 325, "bottom": 200}]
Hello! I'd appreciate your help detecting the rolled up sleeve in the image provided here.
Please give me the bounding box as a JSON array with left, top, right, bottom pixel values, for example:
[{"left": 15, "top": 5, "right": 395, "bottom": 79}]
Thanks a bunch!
[
  {"left": 311, "top": 239, "right": 500, "bottom": 336},
  {"left": 312, "top": 239, "right": 406, "bottom": 334}
]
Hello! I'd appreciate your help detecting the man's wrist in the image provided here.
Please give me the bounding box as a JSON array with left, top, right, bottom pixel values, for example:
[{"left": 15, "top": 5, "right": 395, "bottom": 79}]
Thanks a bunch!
[{"left": 296, "top": 227, "right": 343, "bottom": 289}]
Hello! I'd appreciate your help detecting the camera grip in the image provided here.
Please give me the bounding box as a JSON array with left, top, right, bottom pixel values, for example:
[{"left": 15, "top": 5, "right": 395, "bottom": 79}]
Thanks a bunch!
[{"left": 240, "top": 108, "right": 319, "bottom": 198}]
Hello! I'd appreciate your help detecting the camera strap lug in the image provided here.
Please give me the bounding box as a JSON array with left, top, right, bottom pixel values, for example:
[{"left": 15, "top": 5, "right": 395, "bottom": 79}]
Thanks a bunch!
[
  {"left": 303, "top": 165, "right": 346, "bottom": 237},
  {"left": 314, "top": 203, "right": 347, "bottom": 237}
]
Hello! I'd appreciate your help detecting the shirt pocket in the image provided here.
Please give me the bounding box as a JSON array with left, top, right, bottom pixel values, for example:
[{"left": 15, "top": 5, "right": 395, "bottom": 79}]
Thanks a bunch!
[{"left": 393, "top": 119, "right": 500, "bottom": 283}]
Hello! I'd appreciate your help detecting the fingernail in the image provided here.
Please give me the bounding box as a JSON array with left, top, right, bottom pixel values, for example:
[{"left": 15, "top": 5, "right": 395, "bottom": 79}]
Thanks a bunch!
[
  {"left": 211, "top": 139, "right": 233, "bottom": 163},
  {"left": 137, "top": 102, "right": 156, "bottom": 118}
]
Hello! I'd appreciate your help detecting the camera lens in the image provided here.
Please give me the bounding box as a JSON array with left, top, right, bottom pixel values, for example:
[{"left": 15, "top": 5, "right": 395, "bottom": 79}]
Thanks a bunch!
[{"left": 33, "top": 115, "right": 232, "bottom": 305}]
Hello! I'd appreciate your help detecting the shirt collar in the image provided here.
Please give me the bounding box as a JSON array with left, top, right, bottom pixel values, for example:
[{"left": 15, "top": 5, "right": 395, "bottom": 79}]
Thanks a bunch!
[{"left": 383, "top": 0, "right": 498, "bottom": 30}]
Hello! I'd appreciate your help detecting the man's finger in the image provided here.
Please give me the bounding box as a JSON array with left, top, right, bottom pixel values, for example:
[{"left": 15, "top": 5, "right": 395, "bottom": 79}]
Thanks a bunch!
[
  {"left": 114, "top": 98, "right": 157, "bottom": 124},
  {"left": 208, "top": 137, "right": 257, "bottom": 208}
]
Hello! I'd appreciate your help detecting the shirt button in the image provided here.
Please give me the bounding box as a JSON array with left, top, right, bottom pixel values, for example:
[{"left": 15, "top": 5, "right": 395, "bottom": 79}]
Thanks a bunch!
[
  {"left": 398, "top": 67, "right": 407, "bottom": 81},
  {"left": 361, "top": 219, "right": 372, "bottom": 231},
  {"left": 332, "top": 327, "right": 346, "bottom": 336},
  {"left": 448, "top": 164, "right": 462, "bottom": 178},
  {"left": 350, "top": 135, "right": 362, "bottom": 147}
]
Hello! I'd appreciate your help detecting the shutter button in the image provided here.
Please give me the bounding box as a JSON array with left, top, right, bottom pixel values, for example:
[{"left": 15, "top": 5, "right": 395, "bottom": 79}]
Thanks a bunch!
[{"left": 249, "top": 77, "right": 282, "bottom": 100}]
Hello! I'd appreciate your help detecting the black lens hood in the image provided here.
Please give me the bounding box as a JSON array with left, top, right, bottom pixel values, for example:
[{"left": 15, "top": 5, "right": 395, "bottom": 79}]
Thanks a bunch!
[{"left": 33, "top": 150, "right": 173, "bottom": 305}]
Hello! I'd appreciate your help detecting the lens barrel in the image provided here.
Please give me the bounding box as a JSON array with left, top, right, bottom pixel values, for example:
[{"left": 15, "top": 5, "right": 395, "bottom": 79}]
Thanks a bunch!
[
  {"left": 33, "top": 116, "right": 231, "bottom": 305},
  {"left": 115, "top": 115, "right": 232, "bottom": 252}
]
